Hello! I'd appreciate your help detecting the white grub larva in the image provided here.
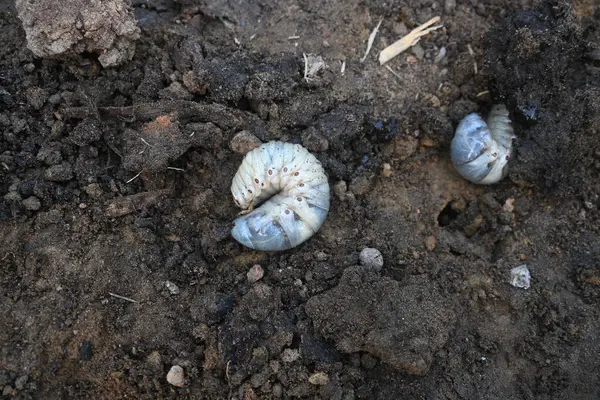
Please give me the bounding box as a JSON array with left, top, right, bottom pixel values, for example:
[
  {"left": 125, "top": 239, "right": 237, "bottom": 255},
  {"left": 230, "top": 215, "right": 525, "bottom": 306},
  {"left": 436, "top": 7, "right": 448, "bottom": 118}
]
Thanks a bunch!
[
  {"left": 451, "top": 104, "right": 516, "bottom": 184},
  {"left": 231, "top": 141, "right": 330, "bottom": 251}
]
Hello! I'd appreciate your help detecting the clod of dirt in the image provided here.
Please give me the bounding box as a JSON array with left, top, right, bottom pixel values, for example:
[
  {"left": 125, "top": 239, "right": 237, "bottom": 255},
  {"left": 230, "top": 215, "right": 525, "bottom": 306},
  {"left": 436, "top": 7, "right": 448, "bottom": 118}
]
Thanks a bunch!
[
  {"left": 306, "top": 267, "right": 455, "bottom": 375},
  {"left": 15, "top": 0, "right": 140, "bottom": 67},
  {"left": 44, "top": 162, "right": 73, "bottom": 182},
  {"left": 121, "top": 115, "right": 222, "bottom": 172},
  {"left": 485, "top": 0, "right": 599, "bottom": 195}
]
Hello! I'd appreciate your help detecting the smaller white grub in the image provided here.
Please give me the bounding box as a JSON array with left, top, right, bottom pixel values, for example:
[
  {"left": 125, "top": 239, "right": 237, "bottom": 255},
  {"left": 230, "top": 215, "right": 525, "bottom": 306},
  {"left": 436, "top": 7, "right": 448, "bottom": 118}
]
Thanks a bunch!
[
  {"left": 340, "top": 61, "right": 346, "bottom": 75},
  {"left": 308, "top": 371, "right": 330, "bottom": 386},
  {"left": 434, "top": 46, "right": 447, "bottom": 64},
  {"left": 510, "top": 265, "right": 531, "bottom": 289},
  {"left": 359, "top": 247, "right": 384, "bottom": 271},
  {"left": 247, "top": 264, "right": 264, "bottom": 283},
  {"left": 379, "top": 16, "right": 443, "bottom": 65},
  {"left": 165, "top": 280, "right": 180, "bottom": 295},
  {"left": 166, "top": 365, "right": 185, "bottom": 387},
  {"left": 360, "top": 19, "right": 383, "bottom": 62},
  {"left": 303, "top": 53, "right": 326, "bottom": 82}
]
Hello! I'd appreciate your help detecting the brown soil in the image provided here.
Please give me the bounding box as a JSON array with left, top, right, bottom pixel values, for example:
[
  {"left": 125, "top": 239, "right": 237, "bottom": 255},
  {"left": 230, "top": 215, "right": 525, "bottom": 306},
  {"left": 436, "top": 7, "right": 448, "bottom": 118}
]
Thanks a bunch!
[{"left": 1, "top": 0, "right": 600, "bottom": 399}]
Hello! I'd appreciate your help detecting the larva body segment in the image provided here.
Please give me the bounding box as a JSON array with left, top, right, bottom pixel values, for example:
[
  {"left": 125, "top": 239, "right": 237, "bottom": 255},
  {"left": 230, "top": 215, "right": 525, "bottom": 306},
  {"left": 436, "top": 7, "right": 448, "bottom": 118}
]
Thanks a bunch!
[
  {"left": 450, "top": 104, "right": 516, "bottom": 185},
  {"left": 231, "top": 141, "right": 330, "bottom": 251}
]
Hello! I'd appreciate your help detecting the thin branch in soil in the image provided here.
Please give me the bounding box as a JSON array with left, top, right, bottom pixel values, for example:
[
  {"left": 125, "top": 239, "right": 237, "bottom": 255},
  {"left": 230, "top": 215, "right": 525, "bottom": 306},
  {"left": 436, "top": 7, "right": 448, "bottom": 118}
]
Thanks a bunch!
[
  {"left": 360, "top": 19, "right": 383, "bottom": 63},
  {"left": 126, "top": 170, "right": 144, "bottom": 184},
  {"left": 62, "top": 101, "right": 251, "bottom": 130},
  {"left": 385, "top": 65, "right": 403, "bottom": 80},
  {"left": 467, "top": 44, "right": 478, "bottom": 74},
  {"left": 109, "top": 292, "right": 138, "bottom": 303}
]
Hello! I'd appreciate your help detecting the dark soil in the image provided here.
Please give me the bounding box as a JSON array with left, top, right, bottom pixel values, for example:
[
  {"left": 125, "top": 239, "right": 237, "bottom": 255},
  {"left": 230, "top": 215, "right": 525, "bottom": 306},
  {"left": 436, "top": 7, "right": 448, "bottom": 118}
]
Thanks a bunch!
[{"left": 1, "top": 0, "right": 600, "bottom": 399}]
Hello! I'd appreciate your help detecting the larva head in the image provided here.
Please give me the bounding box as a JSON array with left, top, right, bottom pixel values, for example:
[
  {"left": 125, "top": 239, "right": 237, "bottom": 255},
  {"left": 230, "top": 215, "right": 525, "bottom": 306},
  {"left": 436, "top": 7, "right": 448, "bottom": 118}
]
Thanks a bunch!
[{"left": 232, "top": 189, "right": 251, "bottom": 209}]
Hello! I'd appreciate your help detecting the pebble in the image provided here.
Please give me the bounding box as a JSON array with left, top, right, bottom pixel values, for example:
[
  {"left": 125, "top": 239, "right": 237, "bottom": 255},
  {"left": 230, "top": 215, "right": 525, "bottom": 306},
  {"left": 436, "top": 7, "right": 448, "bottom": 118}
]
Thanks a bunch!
[
  {"left": 247, "top": 264, "right": 264, "bottom": 283},
  {"left": 349, "top": 174, "right": 374, "bottom": 197},
  {"left": 83, "top": 183, "right": 103, "bottom": 199},
  {"left": 381, "top": 163, "right": 392, "bottom": 177},
  {"left": 36, "top": 146, "right": 62, "bottom": 166},
  {"left": 230, "top": 131, "right": 262, "bottom": 154},
  {"left": 281, "top": 348, "right": 300, "bottom": 363},
  {"left": 79, "top": 342, "right": 93, "bottom": 361},
  {"left": 3, "top": 191, "right": 21, "bottom": 203},
  {"left": 308, "top": 371, "right": 330, "bottom": 386},
  {"left": 44, "top": 162, "right": 73, "bottom": 182},
  {"left": 510, "top": 265, "right": 531, "bottom": 289},
  {"left": 411, "top": 44, "right": 425, "bottom": 60},
  {"left": 165, "top": 280, "right": 180, "bottom": 295},
  {"left": 166, "top": 365, "right": 185, "bottom": 387},
  {"left": 359, "top": 248, "right": 384, "bottom": 271},
  {"left": 22, "top": 196, "right": 41, "bottom": 211},
  {"left": 23, "top": 63, "right": 35, "bottom": 73}
]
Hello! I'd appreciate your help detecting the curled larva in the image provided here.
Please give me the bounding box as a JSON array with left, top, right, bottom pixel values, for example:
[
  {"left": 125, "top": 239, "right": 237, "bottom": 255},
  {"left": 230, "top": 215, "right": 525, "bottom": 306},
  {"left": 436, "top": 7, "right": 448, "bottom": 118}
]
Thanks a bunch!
[
  {"left": 231, "top": 141, "right": 330, "bottom": 251},
  {"left": 451, "top": 104, "right": 516, "bottom": 184}
]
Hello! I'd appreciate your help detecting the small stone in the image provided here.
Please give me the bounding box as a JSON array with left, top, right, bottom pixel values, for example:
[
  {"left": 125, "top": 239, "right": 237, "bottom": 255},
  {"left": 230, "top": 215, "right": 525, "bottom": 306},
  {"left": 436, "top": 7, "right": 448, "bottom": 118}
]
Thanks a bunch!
[
  {"left": 359, "top": 248, "right": 384, "bottom": 271},
  {"left": 23, "top": 63, "right": 35, "bottom": 73},
  {"left": 79, "top": 342, "right": 93, "bottom": 361},
  {"left": 510, "top": 265, "right": 531, "bottom": 289},
  {"left": 167, "top": 365, "right": 185, "bottom": 387},
  {"left": 424, "top": 236, "right": 436, "bottom": 251},
  {"left": 301, "top": 127, "right": 329, "bottom": 152},
  {"left": 47, "top": 93, "right": 62, "bottom": 105},
  {"left": 308, "top": 371, "right": 329, "bottom": 386},
  {"left": 231, "top": 131, "right": 262, "bottom": 154},
  {"left": 22, "top": 196, "right": 41, "bottom": 211},
  {"left": 44, "top": 162, "right": 73, "bottom": 182},
  {"left": 281, "top": 348, "right": 300, "bottom": 363},
  {"left": 165, "top": 280, "right": 180, "bottom": 295},
  {"left": 411, "top": 44, "right": 425, "bottom": 60},
  {"left": 333, "top": 180, "right": 347, "bottom": 201},
  {"left": 381, "top": 163, "right": 392, "bottom": 177},
  {"left": 247, "top": 264, "right": 264, "bottom": 283},
  {"left": 25, "top": 87, "right": 47, "bottom": 110}
]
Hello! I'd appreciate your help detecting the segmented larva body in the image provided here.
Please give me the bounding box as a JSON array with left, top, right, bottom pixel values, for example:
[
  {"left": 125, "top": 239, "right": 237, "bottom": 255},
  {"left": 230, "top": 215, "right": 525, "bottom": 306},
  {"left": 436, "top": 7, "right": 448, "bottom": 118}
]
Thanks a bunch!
[
  {"left": 231, "top": 141, "right": 330, "bottom": 251},
  {"left": 451, "top": 104, "right": 516, "bottom": 184}
]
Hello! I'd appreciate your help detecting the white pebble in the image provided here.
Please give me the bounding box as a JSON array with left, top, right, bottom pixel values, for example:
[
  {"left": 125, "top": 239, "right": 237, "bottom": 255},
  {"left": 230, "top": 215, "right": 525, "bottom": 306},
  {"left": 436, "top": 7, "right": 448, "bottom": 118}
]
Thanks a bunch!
[
  {"left": 247, "top": 264, "right": 264, "bottom": 283},
  {"left": 510, "top": 265, "right": 531, "bottom": 289},
  {"left": 166, "top": 365, "right": 185, "bottom": 387},
  {"left": 165, "top": 280, "right": 180, "bottom": 295},
  {"left": 359, "top": 248, "right": 384, "bottom": 271}
]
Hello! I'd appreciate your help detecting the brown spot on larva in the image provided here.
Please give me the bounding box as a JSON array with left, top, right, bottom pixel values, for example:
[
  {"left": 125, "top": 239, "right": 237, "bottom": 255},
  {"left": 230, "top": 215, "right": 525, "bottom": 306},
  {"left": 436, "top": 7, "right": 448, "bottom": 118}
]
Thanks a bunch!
[
  {"left": 297, "top": 197, "right": 302, "bottom": 202},
  {"left": 506, "top": 155, "right": 510, "bottom": 160},
  {"left": 254, "top": 178, "right": 259, "bottom": 184},
  {"left": 268, "top": 170, "right": 273, "bottom": 175},
  {"left": 248, "top": 189, "right": 253, "bottom": 194},
  {"left": 285, "top": 209, "right": 290, "bottom": 215},
  {"left": 294, "top": 172, "right": 299, "bottom": 176},
  {"left": 283, "top": 167, "right": 288, "bottom": 173},
  {"left": 299, "top": 183, "right": 305, "bottom": 187}
]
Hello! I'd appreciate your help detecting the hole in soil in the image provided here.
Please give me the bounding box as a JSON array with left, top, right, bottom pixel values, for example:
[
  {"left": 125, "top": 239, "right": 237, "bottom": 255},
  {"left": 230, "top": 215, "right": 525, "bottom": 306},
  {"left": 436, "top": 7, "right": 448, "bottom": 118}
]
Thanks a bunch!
[
  {"left": 438, "top": 201, "right": 459, "bottom": 226},
  {"left": 290, "top": 332, "right": 302, "bottom": 349}
]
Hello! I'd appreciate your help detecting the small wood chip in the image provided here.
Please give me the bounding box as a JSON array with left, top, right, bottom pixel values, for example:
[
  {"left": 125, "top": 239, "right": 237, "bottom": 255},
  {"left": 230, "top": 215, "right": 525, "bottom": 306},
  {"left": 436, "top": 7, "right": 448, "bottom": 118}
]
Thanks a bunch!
[{"left": 379, "top": 16, "right": 443, "bottom": 65}]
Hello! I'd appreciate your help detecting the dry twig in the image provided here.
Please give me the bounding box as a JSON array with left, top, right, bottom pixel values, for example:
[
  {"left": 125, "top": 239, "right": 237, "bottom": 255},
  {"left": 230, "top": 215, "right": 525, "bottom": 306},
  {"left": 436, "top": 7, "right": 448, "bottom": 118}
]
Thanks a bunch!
[{"left": 379, "top": 16, "right": 442, "bottom": 65}]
